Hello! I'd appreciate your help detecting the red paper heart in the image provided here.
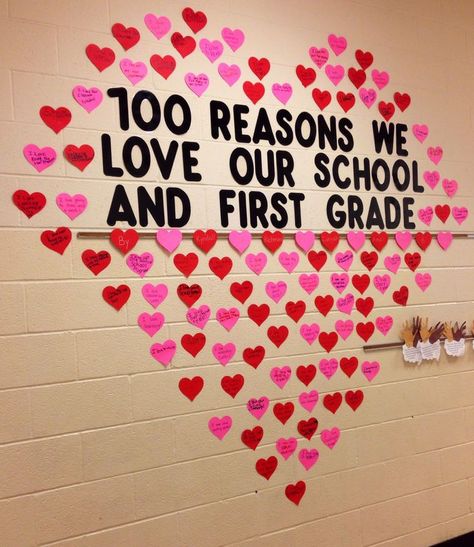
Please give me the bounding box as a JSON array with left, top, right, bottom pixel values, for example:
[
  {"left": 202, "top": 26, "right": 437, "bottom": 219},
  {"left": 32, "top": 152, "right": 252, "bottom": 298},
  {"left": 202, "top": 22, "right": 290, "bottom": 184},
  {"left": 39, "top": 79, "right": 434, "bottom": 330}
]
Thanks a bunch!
[
  {"left": 320, "top": 231, "right": 340, "bottom": 252},
  {"left": 248, "top": 303, "right": 270, "bottom": 326},
  {"left": 296, "top": 64, "right": 316, "bottom": 87},
  {"left": 356, "top": 321, "right": 375, "bottom": 341},
  {"left": 285, "top": 300, "right": 306, "bottom": 323},
  {"left": 352, "top": 274, "right": 370, "bottom": 294},
  {"left": 340, "top": 356, "right": 358, "bottom": 378},
  {"left": 262, "top": 230, "right": 283, "bottom": 253},
  {"left": 435, "top": 204, "right": 450, "bottom": 223},
  {"left": 392, "top": 286, "right": 409, "bottom": 306},
  {"left": 39, "top": 106, "right": 71, "bottom": 133},
  {"left": 241, "top": 426, "right": 264, "bottom": 450},
  {"left": 243, "top": 345, "right": 265, "bottom": 368},
  {"left": 308, "top": 250, "right": 327, "bottom": 271},
  {"left": 360, "top": 251, "right": 378, "bottom": 271},
  {"left": 193, "top": 229, "right": 217, "bottom": 253},
  {"left": 285, "top": 481, "right": 306, "bottom": 505},
  {"left": 64, "top": 144, "right": 95, "bottom": 171},
  {"left": 177, "top": 283, "right": 202, "bottom": 307},
  {"left": 273, "top": 401, "right": 294, "bottom": 424},
  {"left": 297, "top": 417, "right": 318, "bottom": 440},
  {"left": 404, "top": 252, "right": 421, "bottom": 272},
  {"left": 355, "top": 49, "right": 374, "bottom": 69},
  {"left": 181, "top": 333, "right": 206, "bottom": 356},
  {"left": 12, "top": 190, "right": 46, "bottom": 218},
  {"left": 348, "top": 67, "right": 366, "bottom": 89},
  {"left": 267, "top": 325, "right": 289, "bottom": 348},
  {"left": 415, "top": 232, "right": 432, "bottom": 251},
  {"left": 81, "top": 249, "right": 111, "bottom": 275},
  {"left": 312, "top": 88, "right": 331, "bottom": 110},
  {"left": 378, "top": 101, "right": 395, "bottom": 121},
  {"left": 85, "top": 44, "right": 115, "bottom": 71},
  {"left": 178, "top": 376, "right": 204, "bottom": 401},
  {"left": 336, "top": 91, "right": 355, "bottom": 112},
  {"left": 323, "top": 392, "right": 342, "bottom": 414},
  {"left": 355, "top": 297, "right": 374, "bottom": 317},
  {"left": 150, "top": 54, "right": 176, "bottom": 79},
  {"left": 394, "top": 92, "right": 411, "bottom": 112},
  {"left": 221, "top": 374, "right": 244, "bottom": 398},
  {"left": 40, "top": 227, "right": 71, "bottom": 255},
  {"left": 248, "top": 57, "right": 270, "bottom": 80},
  {"left": 208, "top": 256, "right": 233, "bottom": 279},
  {"left": 102, "top": 284, "right": 130, "bottom": 310},
  {"left": 256, "top": 456, "right": 278, "bottom": 480},
  {"left": 314, "top": 295, "right": 333, "bottom": 316},
  {"left": 345, "top": 389, "right": 364, "bottom": 411},
  {"left": 370, "top": 231, "right": 388, "bottom": 251},
  {"left": 173, "top": 253, "right": 199, "bottom": 277},
  {"left": 182, "top": 7, "right": 207, "bottom": 33},
  {"left": 243, "top": 81, "right": 265, "bottom": 104},
  {"left": 319, "top": 331, "right": 338, "bottom": 352},
  {"left": 170, "top": 32, "right": 196, "bottom": 58},
  {"left": 296, "top": 364, "right": 317, "bottom": 386},
  {"left": 110, "top": 228, "right": 139, "bottom": 254},
  {"left": 230, "top": 281, "right": 253, "bottom": 304},
  {"left": 111, "top": 23, "right": 140, "bottom": 50}
]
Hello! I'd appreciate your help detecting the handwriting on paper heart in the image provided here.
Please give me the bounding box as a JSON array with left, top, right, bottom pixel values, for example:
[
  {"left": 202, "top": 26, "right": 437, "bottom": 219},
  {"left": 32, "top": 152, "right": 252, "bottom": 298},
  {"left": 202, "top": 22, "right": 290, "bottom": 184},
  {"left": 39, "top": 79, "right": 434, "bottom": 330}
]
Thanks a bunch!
[
  {"left": 186, "top": 305, "right": 211, "bottom": 329},
  {"left": 272, "top": 83, "right": 292, "bottom": 105},
  {"left": 299, "top": 448, "right": 319, "bottom": 471},
  {"left": 39, "top": 106, "right": 71, "bottom": 133},
  {"left": 86, "top": 44, "right": 115, "bottom": 71},
  {"left": 300, "top": 323, "right": 320, "bottom": 345},
  {"left": 442, "top": 179, "right": 458, "bottom": 198},
  {"left": 185, "top": 73, "right": 210, "bottom": 97},
  {"left": 361, "top": 361, "right": 380, "bottom": 381},
  {"left": 270, "top": 366, "right": 292, "bottom": 389},
  {"left": 247, "top": 397, "right": 269, "bottom": 420},
  {"left": 328, "top": 34, "right": 347, "bottom": 56},
  {"left": 321, "top": 427, "right": 340, "bottom": 449},
  {"left": 218, "top": 63, "right": 241, "bottom": 86},
  {"left": 276, "top": 437, "right": 297, "bottom": 460},
  {"left": 40, "top": 227, "right": 72, "bottom": 255},
  {"left": 150, "top": 55, "right": 176, "bottom": 79},
  {"left": 212, "top": 342, "right": 236, "bottom": 365},
  {"left": 13, "top": 190, "right": 46, "bottom": 218},
  {"left": 373, "top": 274, "right": 391, "bottom": 294},
  {"left": 221, "top": 27, "right": 245, "bottom": 51},
  {"left": 452, "top": 206, "right": 468, "bottom": 225},
  {"left": 110, "top": 228, "right": 139, "bottom": 254},
  {"left": 23, "top": 144, "right": 56, "bottom": 172},
  {"left": 412, "top": 124, "right": 429, "bottom": 143},
  {"left": 82, "top": 250, "right": 111, "bottom": 276},
  {"left": 182, "top": 7, "right": 207, "bottom": 34},
  {"left": 423, "top": 170, "right": 440, "bottom": 189},
  {"left": 336, "top": 293, "right": 354, "bottom": 315},
  {"left": 208, "top": 416, "right": 232, "bottom": 440},
  {"left": 279, "top": 251, "right": 299, "bottom": 273},
  {"left": 298, "top": 390, "right": 318, "bottom": 412},
  {"left": 199, "top": 39, "right": 223, "bottom": 63},
  {"left": 319, "top": 358, "right": 338, "bottom": 379},
  {"left": 216, "top": 307, "right": 240, "bottom": 331},
  {"left": 427, "top": 146, "right": 443, "bottom": 165},
  {"left": 299, "top": 273, "right": 319, "bottom": 294},
  {"left": 73, "top": 85, "right": 103, "bottom": 112},
  {"left": 335, "top": 320, "right": 353, "bottom": 340},
  {"left": 56, "top": 193, "right": 88, "bottom": 220},
  {"left": 245, "top": 252, "right": 267, "bottom": 274},
  {"left": 112, "top": 23, "right": 140, "bottom": 50},
  {"left": 375, "top": 316, "right": 393, "bottom": 336},
  {"left": 126, "top": 252, "right": 154, "bottom": 278},
  {"left": 64, "top": 144, "right": 94, "bottom": 171},
  {"left": 179, "top": 376, "right": 204, "bottom": 401},
  {"left": 359, "top": 87, "right": 377, "bottom": 108},
  {"left": 335, "top": 250, "right": 353, "bottom": 271},
  {"left": 418, "top": 206, "right": 433, "bottom": 226},
  {"left": 102, "top": 284, "right": 130, "bottom": 311},
  {"left": 371, "top": 69, "right": 389, "bottom": 89},
  {"left": 309, "top": 46, "right": 329, "bottom": 68},
  {"left": 144, "top": 13, "right": 171, "bottom": 39},
  {"left": 138, "top": 312, "right": 164, "bottom": 337},
  {"left": 120, "top": 59, "right": 147, "bottom": 85},
  {"left": 415, "top": 273, "right": 432, "bottom": 292},
  {"left": 325, "top": 64, "right": 345, "bottom": 86},
  {"left": 330, "top": 273, "right": 349, "bottom": 294},
  {"left": 142, "top": 283, "right": 168, "bottom": 308}
]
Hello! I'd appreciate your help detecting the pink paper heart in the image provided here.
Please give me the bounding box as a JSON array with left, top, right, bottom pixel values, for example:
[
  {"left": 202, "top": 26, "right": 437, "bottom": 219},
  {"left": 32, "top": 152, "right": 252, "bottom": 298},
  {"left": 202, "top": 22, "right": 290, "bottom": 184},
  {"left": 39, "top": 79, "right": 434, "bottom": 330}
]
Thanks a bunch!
[
  {"left": 156, "top": 229, "right": 182, "bottom": 253},
  {"left": 442, "top": 179, "right": 458, "bottom": 198},
  {"left": 395, "top": 231, "right": 412, "bottom": 251},
  {"left": 335, "top": 320, "right": 354, "bottom": 340},
  {"left": 56, "top": 193, "right": 88, "bottom": 220},
  {"left": 384, "top": 254, "right": 401, "bottom": 273},
  {"left": 325, "top": 64, "right": 345, "bottom": 85},
  {"left": 120, "top": 59, "right": 147, "bottom": 85},
  {"left": 276, "top": 437, "right": 297, "bottom": 460},
  {"left": 208, "top": 416, "right": 232, "bottom": 440},
  {"left": 279, "top": 251, "right": 299, "bottom": 273},
  {"left": 247, "top": 397, "right": 269, "bottom": 420},
  {"left": 126, "top": 252, "right": 154, "bottom": 277},
  {"left": 452, "top": 206, "right": 468, "bottom": 225},
  {"left": 415, "top": 272, "right": 432, "bottom": 292},
  {"left": 218, "top": 63, "right": 241, "bottom": 86},
  {"left": 229, "top": 230, "right": 251, "bottom": 254},
  {"left": 298, "top": 448, "right": 319, "bottom": 470},
  {"left": 150, "top": 339, "right": 177, "bottom": 366},
  {"left": 309, "top": 46, "right": 329, "bottom": 68},
  {"left": 216, "top": 307, "right": 240, "bottom": 331},
  {"left": 412, "top": 124, "right": 429, "bottom": 143},
  {"left": 437, "top": 231, "right": 453, "bottom": 250},
  {"left": 373, "top": 274, "right": 391, "bottom": 294},
  {"left": 336, "top": 293, "right": 354, "bottom": 315},
  {"left": 270, "top": 366, "right": 292, "bottom": 389},
  {"left": 185, "top": 72, "right": 210, "bottom": 97},
  {"left": 299, "top": 273, "right": 319, "bottom": 294},
  {"left": 272, "top": 83, "right": 292, "bottom": 105},
  {"left": 142, "top": 283, "right": 168, "bottom": 308},
  {"left": 418, "top": 206, "right": 434, "bottom": 226},
  {"left": 138, "top": 312, "right": 164, "bottom": 337},
  {"left": 300, "top": 323, "right": 320, "bottom": 345},
  {"left": 328, "top": 34, "right": 347, "bottom": 56},
  {"left": 375, "top": 315, "right": 393, "bottom": 336},
  {"left": 221, "top": 27, "right": 245, "bottom": 51},
  {"left": 23, "top": 144, "right": 56, "bottom": 172},
  {"left": 186, "top": 305, "right": 211, "bottom": 329},
  {"left": 359, "top": 87, "right": 377, "bottom": 108},
  {"left": 321, "top": 427, "right": 340, "bottom": 449},
  {"left": 335, "top": 250, "right": 354, "bottom": 271},
  {"left": 347, "top": 230, "right": 366, "bottom": 251},
  {"left": 427, "top": 146, "right": 443, "bottom": 165},
  {"left": 72, "top": 85, "right": 103, "bottom": 113},
  {"left": 361, "top": 361, "right": 380, "bottom": 381},
  {"left": 265, "top": 281, "right": 287, "bottom": 303},
  {"left": 330, "top": 273, "right": 349, "bottom": 294},
  {"left": 245, "top": 252, "right": 267, "bottom": 275},
  {"left": 371, "top": 69, "right": 389, "bottom": 89},
  {"left": 423, "top": 171, "right": 440, "bottom": 189},
  {"left": 319, "top": 358, "right": 338, "bottom": 379},
  {"left": 298, "top": 390, "right": 319, "bottom": 412},
  {"left": 212, "top": 342, "right": 236, "bottom": 365},
  {"left": 295, "top": 230, "right": 315, "bottom": 252},
  {"left": 199, "top": 39, "right": 223, "bottom": 63},
  {"left": 144, "top": 13, "right": 171, "bottom": 39}
]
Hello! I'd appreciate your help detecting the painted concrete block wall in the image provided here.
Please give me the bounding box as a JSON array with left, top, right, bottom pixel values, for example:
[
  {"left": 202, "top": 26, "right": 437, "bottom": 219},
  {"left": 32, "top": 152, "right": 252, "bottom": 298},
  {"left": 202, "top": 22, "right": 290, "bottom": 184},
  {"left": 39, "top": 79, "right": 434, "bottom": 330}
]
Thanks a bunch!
[{"left": 0, "top": 0, "right": 473, "bottom": 546}]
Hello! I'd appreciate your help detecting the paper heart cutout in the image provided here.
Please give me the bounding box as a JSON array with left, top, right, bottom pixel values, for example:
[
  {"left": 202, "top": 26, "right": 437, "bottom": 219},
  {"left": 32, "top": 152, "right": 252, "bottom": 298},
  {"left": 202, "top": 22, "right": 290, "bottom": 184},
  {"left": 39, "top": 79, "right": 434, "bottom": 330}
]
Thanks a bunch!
[
  {"left": 242, "top": 346, "right": 265, "bottom": 369},
  {"left": 272, "top": 83, "right": 293, "bottom": 105},
  {"left": 110, "top": 228, "right": 139, "bottom": 254},
  {"left": 40, "top": 227, "right": 71, "bottom": 255},
  {"left": 102, "top": 284, "right": 130, "bottom": 311},
  {"left": 375, "top": 315, "right": 393, "bottom": 336},
  {"left": 285, "top": 480, "right": 306, "bottom": 505},
  {"left": 299, "top": 448, "right": 319, "bottom": 471},
  {"left": 261, "top": 230, "right": 283, "bottom": 253},
  {"left": 267, "top": 325, "right": 289, "bottom": 348},
  {"left": 248, "top": 57, "right": 270, "bottom": 80},
  {"left": 427, "top": 146, "right": 443, "bottom": 165},
  {"left": 241, "top": 426, "right": 263, "bottom": 450},
  {"left": 373, "top": 274, "right": 391, "bottom": 294},
  {"left": 348, "top": 67, "right": 366, "bottom": 89},
  {"left": 179, "top": 376, "right": 204, "bottom": 401},
  {"left": 312, "top": 88, "right": 331, "bottom": 110},
  {"left": 138, "top": 312, "right": 164, "bottom": 337},
  {"left": 296, "top": 365, "right": 316, "bottom": 386},
  {"left": 265, "top": 281, "right": 287, "bottom": 303},
  {"left": 216, "top": 307, "right": 240, "bottom": 331},
  {"left": 347, "top": 230, "right": 365, "bottom": 251},
  {"left": 296, "top": 64, "right": 316, "bottom": 87},
  {"left": 193, "top": 229, "right": 217, "bottom": 253},
  {"left": 126, "top": 252, "right": 154, "bottom": 278},
  {"left": 418, "top": 206, "right": 434, "bottom": 226},
  {"left": 384, "top": 253, "right": 401, "bottom": 273},
  {"left": 221, "top": 374, "right": 244, "bottom": 398},
  {"left": 323, "top": 392, "right": 342, "bottom": 414},
  {"left": 340, "top": 356, "right": 358, "bottom": 378},
  {"left": 256, "top": 456, "right": 278, "bottom": 480},
  {"left": 412, "top": 124, "right": 429, "bottom": 143},
  {"left": 325, "top": 64, "right": 345, "bottom": 85},
  {"left": 243, "top": 81, "right": 265, "bottom": 104},
  {"left": 245, "top": 252, "right": 267, "bottom": 275},
  {"left": 395, "top": 231, "right": 412, "bottom": 251},
  {"left": 328, "top": 34, "right": 347, "bottom": 55},
  {"left": 270, "top": 366, "right": 292, "bottom": 389},
  {"left": 173, "top": 253, "right": 198, "bottom": 277},
  {"left": 229, "top": 230, "right": 251, "bottom": 254},
  {"left": 64, "top": 144, "right": 94, "bottom": 171},
  {"left": 356, "top": 321, "right": 375, "bottom": 341},
  {"left": 355, "top": 49, "right": 373, "bottom": 69},
  {"left": 300, "top": 323, "right": 320, "bottom": 345},
  {"left": 248, "top": 304, "right": 270, "bottom": 326},
  {"left": 345, "top": 389, "right": 364, "bottom": 411},
  {"left": 72, "top": 85, "right": 103, "bottom": 112},
  {"left": 319, "top": 358, "right": 338, "bottom": 379},
  {"left": 142, "top": 283, "right": 168, "bottom": 308},
  {"left": 437, "top": 231, "right": 453, "bottom": 250},
  {"left": 186, "top": 305, "right": 211, "bottom": 329},
  {"left": 295, "top": 230, "right": 315, "bottom": 252},
  {"left": 13, "top": 190, "right": 46, "bottom": 218},
  {"left": 85, "top": 44, "right": 115, "bottom": 71},
  {"left": 435, "top": 204, "right": 451, "bottom": 223},
  {"left": 415, "top": 232, "right": 433, "bottom": 251},
  {"left": 378, "top": 101, "right": 395, "bottom": 121},
  {"left": 308, "top": 250, "right": 328, "bottom": 271},
  {"left": 212, "top": 342, "right": 236, "bottom": 365},
  {"left": 321, "top": 427, "right": 340, "bottom": 449},
  {"left": 442, "top": 179, "right": 458, "bottom": 198},
  {"left": 279, "top": 251, "right": 299, "bottom": 273},
  {"left": 150, "top": 54, "right": 176, "bottom": 79},
  {"left": 230, "top": 280, "right": 253, "bottom": 304},
  {"left": 199, "top": 39, "right": 223, "bottom": 63},
  {"left": 415, "top": 272, "right": 432, "bottom": 292},
  {"left": 112, "top": 23, "right": 140, "bottom": 50},
  {"left": 273, "top": 402, "right": 295, "bottom": 424},
  {"left": 181, "top": 333, "right": 206, "bottom": 356},
  {"left": 285, "top": 300, "right": 306, "bottom": 323},
  {"left": 276, "top": 437, "right": 297, "bottom": 460},
  {"left": 352, "top": 274, "right": 370, "bottom": 294},
  {"left": 144, "top": 13, "right": 171, "bottom": 39},
  {"left": 423, "top": 170, "right": 440, "bottom": 189},
  {"left": 221, "top": 27, "right": 245, "bottom": 51},
  {"left": 119, "top": 58, "right": 147, "bottom": 85},
  {"left": 299, "top": 273, "right": 319, "bottom": 294},
  {"left": 247, "top": 397, "right": 269, "bottom": 420},
  {"left": 208, "top": 416, "right": 232, "bottom": 440},
  {"left": 23, "top": 144, "right": 57, "bottom": 172},
  {"left": 334, "top": 319, "right": 354, "bottom": 340},
  {"left": 394, "top": 91, "right": 410, "bottom": 112},
  {"left": 359, "top": 87, "right": 377, "bottom": 108},
  {"left": 56, "top": 193, "right": 87, "bottom": 219},
  {"left": 371, "top": 69, "right": 389, "bottom": 89},
  {"left": 336, "top": 293, "right": 354, "bottom": 315},
  {"left": 156, "top": 229, "right": 182, "bottom": 253},
  {"left": 39, "top": 106, "right": 71, "bottom": 133},
  {"left": 176, "top": 283, "right": 202, "bottom": 307},
  {"left": 320, "top": 231, "right": 340, "bottom": 252},
  {"left": 182, "top": 7, "right": 207, "bottom": 33},
  {"left": 314, "top": 295, "right": 333, "bottom": 316},
  {"left": 185, "top": 72, "right": 210, "bottom": 97},
  {"left": 218, "top": 63, "right": 241, "bottom": 86},
  {"left": 361, "top": 361, "right": 380, "bottom": 382},
  {"left": 452, "top": 206, "right": 468, "bottom": 225},
  {"left": 318, "top": 331, "right": 339, "bottom": 352},
  {"left": 392, "top": 286, "right": 409, "bottom": 306},
  {"left": 330, "top": 273, "right": 349, "bottom": 294},
  {"left": 335, "top": 250, "right": 354, "bottom": 271},
  {"left": 171, "top": 32, "right": 196, "bottom": 58},
  {"left": 81, "top": 250, "right": 111, "bottom": 276},
  {"left": 298, "top": 390, "right": 318, "bottom": 412},
  {"left": 309, "top": 47, "right": 329, "bottom": 68}
]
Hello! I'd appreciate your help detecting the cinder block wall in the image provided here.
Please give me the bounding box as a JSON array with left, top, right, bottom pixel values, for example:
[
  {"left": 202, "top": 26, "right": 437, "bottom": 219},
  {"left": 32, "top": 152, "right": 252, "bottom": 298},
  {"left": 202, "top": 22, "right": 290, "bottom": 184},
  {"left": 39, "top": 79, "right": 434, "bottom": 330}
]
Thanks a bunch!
[{"left": 0, "top": 1, "right": 473, "bottom": 546}]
